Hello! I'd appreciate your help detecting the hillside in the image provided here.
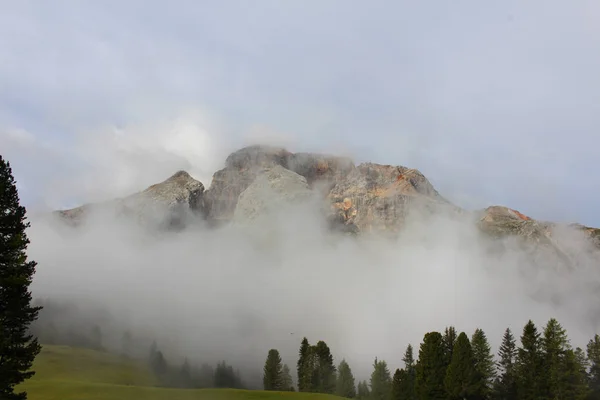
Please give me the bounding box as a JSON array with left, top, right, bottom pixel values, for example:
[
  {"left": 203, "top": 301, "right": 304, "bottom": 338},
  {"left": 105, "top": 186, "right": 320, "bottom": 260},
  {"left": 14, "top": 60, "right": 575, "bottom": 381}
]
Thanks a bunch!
[{"left": 19, "top": 345, "right": 344, "bottom": 400}]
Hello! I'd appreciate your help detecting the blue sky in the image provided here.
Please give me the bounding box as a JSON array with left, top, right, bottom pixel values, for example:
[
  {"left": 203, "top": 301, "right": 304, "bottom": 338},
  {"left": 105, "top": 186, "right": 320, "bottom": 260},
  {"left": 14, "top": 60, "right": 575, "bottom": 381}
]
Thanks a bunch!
[{"left": 1, "top": 0, "right": 598, "bottom": 226}]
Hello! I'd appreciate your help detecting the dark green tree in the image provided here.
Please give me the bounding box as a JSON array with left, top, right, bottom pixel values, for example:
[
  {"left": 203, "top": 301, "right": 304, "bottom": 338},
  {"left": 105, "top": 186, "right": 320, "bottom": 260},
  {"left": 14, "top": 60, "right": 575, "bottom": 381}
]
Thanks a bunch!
[
  {"left": 515, "top": 320, "right": 543, "bottom": 400},
  {"left": 393, "top": 368, "right": 405, "bottom": 400},
  {"left": 263, "top": 349, "right": 283, "bottom": 391},
  {"left": 314, "top": 340, "right": 337, "bottom": 394},
  {"left": 559, "top": 347, "right": 589, "bottom": 400},
  {"left": 370, "top": 357, "right": 392, "bottom": 400},
  {"left": 336, "top": 359, "right": 356, "bottom": 398},
  {"left": 214, "top": 361, "right": 242, "bottom": 389},
  {"left": 443, "top": 326, "right": 458, "bottom": 366},
  {"left": 492, "top": 327, "right": 517, "bottom": 400},
  {"left": 416, "top": 332, "right": 447, "bottom": 400},
  {"left": 588, "top": 334, "right": 600, "bottom": 399},
  {"left": 357, "top": 380, "right": 371, "bottom": 400},
  {"left": 471, "top": 328, "right": 496, "bottom": 398},
  {"left": 281, "top": 364, "right": 294, "bottom": 392},
  {"left": 0, "top": 156, "right": 42, "bottom": 400},
  {"left": 541, "top": 318, "right": 570, "bottom": 399},
  {"left": 444, "top": 332, "right": 479, "bottom": 400},
  {"left": 398, "top": 344, "right": 417, "bottom": 400},
  {"left": 297, "top": 337, "right": 312, "bottom": 392}
]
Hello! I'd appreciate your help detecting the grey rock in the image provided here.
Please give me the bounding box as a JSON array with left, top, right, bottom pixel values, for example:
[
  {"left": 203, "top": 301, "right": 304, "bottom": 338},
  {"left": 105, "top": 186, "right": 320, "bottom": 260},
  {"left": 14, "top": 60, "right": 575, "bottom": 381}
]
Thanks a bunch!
[
  {"left": 233, "top": 165, "right": 314, "bottom": 222},
  {"left": 56, "top": 170, "right": 205, "bottom": 229}
]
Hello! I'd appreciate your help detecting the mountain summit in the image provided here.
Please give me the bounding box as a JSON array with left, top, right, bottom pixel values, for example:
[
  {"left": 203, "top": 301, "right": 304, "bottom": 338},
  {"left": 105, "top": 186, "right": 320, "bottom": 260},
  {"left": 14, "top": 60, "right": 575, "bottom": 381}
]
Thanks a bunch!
[{"left": 55, "top": 144, "right": 600, "bottom": 258}]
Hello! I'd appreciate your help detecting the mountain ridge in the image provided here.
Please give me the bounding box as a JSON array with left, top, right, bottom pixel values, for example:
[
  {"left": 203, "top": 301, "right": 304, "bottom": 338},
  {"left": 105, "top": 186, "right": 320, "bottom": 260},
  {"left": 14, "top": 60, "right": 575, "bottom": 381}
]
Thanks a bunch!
[{"left": 54, "top": 144, "right": 600, "bottom": 256}]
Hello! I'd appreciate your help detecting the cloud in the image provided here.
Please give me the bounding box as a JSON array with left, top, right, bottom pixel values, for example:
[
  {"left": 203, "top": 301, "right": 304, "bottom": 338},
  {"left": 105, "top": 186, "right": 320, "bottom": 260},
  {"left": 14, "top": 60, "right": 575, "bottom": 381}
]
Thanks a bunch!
[{"left": 27, "top": 192, "right": 600, "bottom": 385}]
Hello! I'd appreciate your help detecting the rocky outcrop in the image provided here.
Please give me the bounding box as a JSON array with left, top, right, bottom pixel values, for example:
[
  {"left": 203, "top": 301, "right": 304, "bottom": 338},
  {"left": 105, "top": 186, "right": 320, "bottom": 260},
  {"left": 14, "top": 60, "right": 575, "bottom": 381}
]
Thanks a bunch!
[
  {"left": 55, "top": 170, "right": 205, "bottom": 229},
  {"left": 233, "top": 165, "right": 314, "bottom": 222},
  {"left": 203, "top": 145, "right": 354, "bottom": 221},
  {"left": 327, "top": 163, "right": 457, "bottom": 233}
]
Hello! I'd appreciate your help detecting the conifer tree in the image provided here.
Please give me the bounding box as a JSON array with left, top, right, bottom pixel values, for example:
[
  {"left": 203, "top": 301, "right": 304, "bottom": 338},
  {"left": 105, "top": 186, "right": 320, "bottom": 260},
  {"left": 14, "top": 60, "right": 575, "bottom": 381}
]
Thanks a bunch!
[
  {"left": 263, "top": 349, "right": 283, "bottom": 391},
  {"left": 281, "top": 364, "right": 294, "bottom": 392},
  {"left": 559, "top": 347, "right": 589, "bottom": 400},
  {"left": 297, "top": 338, "right": 312, "bottom": 392},
  {"left": 357, "top": 380, "right": 371, "bottom": 400},
  {"left": 0, "top": 156, "right": 42, "bottom": 400},
  {"left": 179, "top": 358, "right": 192, "bottom": 388},
  {"left": 336, "top": 359, "right": 356, "bottom": 398},
  {"left": 492, "top": 327, "right": 517, "bottom": 400},
  {"left": 416, "top": 332, "right": 447, "bottom": 400},
  {"left": 541, "top": 318, "right": 570, "bottom": 399},
  {"left": 587, "top": 334, "right": 600, "bottom": 399},
  {"left": 370, "top": 357, "right": 392, "bottom": 400},
  {"left": 314, "top": 340, "right": 337, "bottom": 394},
  {"left": 443, "top": 326, "right": 458, "bottom": 368},
  {"left": 399, "top": 344, "right": 417, "bottom": 400},
  {"left": 515, "top": 320, "right": 543, "bottom": 400},
  {"left": 392, "top": 369, "right": 405, "bottom": 400},
  {"left": 471, "top": 328, "right": 496, "bottom": 398},
  {"left": 444, "top": 332, "right": 479, "bottom": 400}
]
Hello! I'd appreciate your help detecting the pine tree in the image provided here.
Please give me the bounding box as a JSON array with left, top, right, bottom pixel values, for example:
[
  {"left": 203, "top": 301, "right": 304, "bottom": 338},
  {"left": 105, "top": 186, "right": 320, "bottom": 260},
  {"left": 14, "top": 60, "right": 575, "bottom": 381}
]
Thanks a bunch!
[
  {"left": 281, "top": 364, "right": 294, "bottom": 392},
  {"left": 297, "top": 337, "right": 312, "bottom": 392},
  {"left": 179, "top": 358, "right": 192, "bottom": 388},
  {"left": 399, "top": 344, "right": 417, "bottom": 400},
  {"left": 588, "top": 334, "right": 600, "bottom": 399},
  {"left": 416, "top": 331, "right": 447, "bottom": 400},
  {"left": 357, "top": 380, "right": 371, "bottom": 400},
  {"left": 336, "top": 359, "right": 356, "bottom": 398},
  {"left": 515, "top": 320, "right": 543, "bottom": 400},
  {"left": 0, "top": 156, "right": 42, "bottom": 400},
  {"left": 263, "top": 349, "right": 283, "bottom": 391},
  {"left": 559, "top": 347, "right": 589, "bottom": 400},
  {"left": 444, "top": 332, "right": 479, "bottom": 400},
  {"left": 392, "top": 369, "right": 405, "bottom": 400},
  {"left": 541, "top": 318, "right": 570, "bottom": 399},
  {"left": 314, "top": 340, "right": 337, "bottom": 394},
  {"left": 492, "top": 327, "right": 517, "bottom": 400},
  {"left": 471, "top": 328, "right": 496, "bottom": 398},
  {"left": 443, "top": 326, "right": 458, "bottom": 368},
  {"left": 370, "top": 357, "right": 392, "bottom": 400}
]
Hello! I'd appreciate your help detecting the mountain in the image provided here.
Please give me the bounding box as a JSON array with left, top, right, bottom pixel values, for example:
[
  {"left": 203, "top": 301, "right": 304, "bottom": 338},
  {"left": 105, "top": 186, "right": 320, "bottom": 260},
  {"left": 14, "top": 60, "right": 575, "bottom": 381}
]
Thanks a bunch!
[{"left": 54, "top": 144, "right": 600, "bottom": 258}]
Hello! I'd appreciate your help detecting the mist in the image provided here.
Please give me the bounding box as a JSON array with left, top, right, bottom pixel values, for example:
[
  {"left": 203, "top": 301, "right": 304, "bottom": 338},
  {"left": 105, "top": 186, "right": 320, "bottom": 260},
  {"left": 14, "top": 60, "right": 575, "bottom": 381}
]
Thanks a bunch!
[{"left": 24, "top": 143, "right": 600, "bottom": 384}]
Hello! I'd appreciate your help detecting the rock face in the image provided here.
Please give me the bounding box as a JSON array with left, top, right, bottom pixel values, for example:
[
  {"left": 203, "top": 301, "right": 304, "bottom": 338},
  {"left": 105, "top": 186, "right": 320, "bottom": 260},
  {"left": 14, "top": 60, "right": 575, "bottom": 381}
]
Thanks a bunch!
[
  {"left": 233, "top": 165, "right": 314, "bottom": 222},
  {"left": 55, "top": 170, "right": 205, "bottom": 229},
  {"left": 203, "top": 145, "right": 355, "bottom": 222},
  {"left": 327, "top": 163, "right": 457, "bottom": 233}
]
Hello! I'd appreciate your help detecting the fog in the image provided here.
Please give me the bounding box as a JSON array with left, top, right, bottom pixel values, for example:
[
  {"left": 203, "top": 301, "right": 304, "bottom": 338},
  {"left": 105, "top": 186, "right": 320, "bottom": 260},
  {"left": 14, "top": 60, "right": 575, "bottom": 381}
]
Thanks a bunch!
[{"left": 23, "top": 141, "right": 600, "bottom": 384}]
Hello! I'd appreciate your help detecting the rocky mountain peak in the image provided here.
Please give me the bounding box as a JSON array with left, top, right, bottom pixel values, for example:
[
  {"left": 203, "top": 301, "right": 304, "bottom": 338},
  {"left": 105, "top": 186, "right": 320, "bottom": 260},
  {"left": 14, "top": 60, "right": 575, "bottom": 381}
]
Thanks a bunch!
[{"left": 54, "top": 144, "right": 600, "bottom": 258}]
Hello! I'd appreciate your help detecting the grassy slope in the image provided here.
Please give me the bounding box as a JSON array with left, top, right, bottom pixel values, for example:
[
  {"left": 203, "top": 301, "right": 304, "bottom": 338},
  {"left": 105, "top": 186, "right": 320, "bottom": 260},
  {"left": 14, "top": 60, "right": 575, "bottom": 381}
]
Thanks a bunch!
[{"left": 19, "top": 345, "right": 343, "bottom": 400}]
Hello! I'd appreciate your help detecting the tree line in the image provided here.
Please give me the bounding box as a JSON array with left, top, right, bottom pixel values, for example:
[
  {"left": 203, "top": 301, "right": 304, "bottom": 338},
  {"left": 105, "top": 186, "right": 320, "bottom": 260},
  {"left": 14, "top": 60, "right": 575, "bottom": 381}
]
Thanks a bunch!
[{"left": 264, "top": 319, "right": 600, "bottom": 400}]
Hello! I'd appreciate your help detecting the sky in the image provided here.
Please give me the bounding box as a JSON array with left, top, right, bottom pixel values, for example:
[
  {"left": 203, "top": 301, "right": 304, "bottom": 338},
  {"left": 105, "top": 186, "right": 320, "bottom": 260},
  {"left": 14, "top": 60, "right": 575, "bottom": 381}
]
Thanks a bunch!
[{"left": 1, "top": 0, "right": 599, "bottom": 225}]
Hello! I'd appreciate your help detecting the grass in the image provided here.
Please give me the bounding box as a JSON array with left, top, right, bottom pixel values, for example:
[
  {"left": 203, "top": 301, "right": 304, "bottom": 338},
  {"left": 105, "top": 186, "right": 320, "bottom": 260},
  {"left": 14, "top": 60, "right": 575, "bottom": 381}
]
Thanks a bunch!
[{"left": 18, "top": 345, "right": 344, "bottom": 400}]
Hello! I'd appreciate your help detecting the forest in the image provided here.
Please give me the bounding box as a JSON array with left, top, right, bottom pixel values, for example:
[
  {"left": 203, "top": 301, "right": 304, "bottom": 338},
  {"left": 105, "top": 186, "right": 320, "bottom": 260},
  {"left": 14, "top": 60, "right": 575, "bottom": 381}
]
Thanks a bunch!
[{"left": 29, "top": 299, "right": 600, "bottom": 400}]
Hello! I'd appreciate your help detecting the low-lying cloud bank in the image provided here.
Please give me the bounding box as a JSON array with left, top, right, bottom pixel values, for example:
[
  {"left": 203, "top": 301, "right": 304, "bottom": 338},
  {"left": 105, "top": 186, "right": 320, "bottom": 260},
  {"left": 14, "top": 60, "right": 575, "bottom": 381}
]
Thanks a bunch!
[{"left": 25, "top": 188, "right": 600, "bottom": 383}]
